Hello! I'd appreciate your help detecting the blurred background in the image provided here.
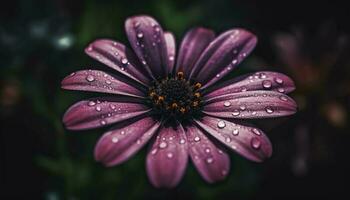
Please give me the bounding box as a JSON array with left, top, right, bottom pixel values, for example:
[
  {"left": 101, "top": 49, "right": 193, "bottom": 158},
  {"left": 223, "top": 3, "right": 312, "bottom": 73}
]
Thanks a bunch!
[{"left": 1, "top": 0, "right": 349, "bottom": 199}]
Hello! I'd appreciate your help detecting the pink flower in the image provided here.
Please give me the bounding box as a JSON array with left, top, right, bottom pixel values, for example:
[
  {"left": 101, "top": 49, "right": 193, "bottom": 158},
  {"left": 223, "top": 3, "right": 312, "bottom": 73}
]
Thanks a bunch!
[{"left": 62, "top": 15, "right": 297, "bottom": 188}]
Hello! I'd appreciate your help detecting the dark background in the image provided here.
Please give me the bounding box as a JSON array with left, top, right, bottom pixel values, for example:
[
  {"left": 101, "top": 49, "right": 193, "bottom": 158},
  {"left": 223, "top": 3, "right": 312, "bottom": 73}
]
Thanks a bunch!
[{"left": 1, "top": 0, "right": 349, "bottom": 199}]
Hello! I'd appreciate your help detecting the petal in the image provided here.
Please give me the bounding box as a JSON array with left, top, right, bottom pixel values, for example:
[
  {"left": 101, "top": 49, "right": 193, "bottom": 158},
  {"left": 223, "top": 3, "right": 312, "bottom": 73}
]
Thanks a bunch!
[
  {"left": 164, "top": 32, "right": 176, "bottom": 74},
  {"left": 125, "top": 15, "right": 169, "bottom": 79},
  {"left": 204, "top": 71, "right": 295, "bottom": 99},
  {"left": 94, "top": 116, "right": 160, "bottom": 166},
  {"left": 204, "top": 90, "right": 297, "bottom": 119},
  {"left": 186, "top": 125, "right": 230, "bottom": 183},
  {"left": 175, "top": 27, "right": 215, "bottom": 78},
  {"left": 190, "top": 29, "right": 257, "bottom": 89},
  {"left": 85, "top": 39, "right": 151, "bottom": 86},
  {"left": 195, "top": 116, "right": 273, "bottom": 162},
  {"left": 146, "top": 124, "right": 188, "bottom": 188},
  {"left": 63, "top": 97, "right": 150, "bottom": 130},
  {"left": 61, "top": 70, "right": 145, "bottom": 98}
]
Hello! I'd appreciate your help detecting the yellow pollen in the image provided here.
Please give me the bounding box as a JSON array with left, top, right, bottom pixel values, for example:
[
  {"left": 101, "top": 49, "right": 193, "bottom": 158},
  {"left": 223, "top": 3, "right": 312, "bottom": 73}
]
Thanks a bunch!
[
  {"left": 192, "top": 101, "right": 199, "bottom": 107},
  {"left": 171, "top": 103, "right": 178, "bottom": 109},
  {"left": 177, "top": 71, "right": 184, "bottom": 79},
  {"left": 180, "top": 107, "right": 186, "bottom": 114},
  {"left": 158, "top": 96, "right": 164, "bottom": 102},
  {"left": 194, "top": 92, "right": 201, "bottom": 98},
  {"left": 149, "top": 91, "right": 156, "bottom": 98},
  {"left": 194, "top": 83, "right": 202, "bottom": 90}
]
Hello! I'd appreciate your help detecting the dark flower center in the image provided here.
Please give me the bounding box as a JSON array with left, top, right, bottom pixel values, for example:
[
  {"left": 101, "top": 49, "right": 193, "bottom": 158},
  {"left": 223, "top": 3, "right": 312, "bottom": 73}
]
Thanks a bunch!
[{"left": 147, "top": 72, "right": 203, "bottom": 121}]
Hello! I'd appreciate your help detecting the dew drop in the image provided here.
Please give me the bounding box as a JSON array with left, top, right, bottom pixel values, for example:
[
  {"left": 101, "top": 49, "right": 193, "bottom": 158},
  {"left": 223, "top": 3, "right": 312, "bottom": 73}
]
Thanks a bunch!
[
  {"left": 232, "top": 129, "right": 239, "bottom": 135},
  {"left": 265, "top": 106, "right": 274, "bottom": 114},
  {"left": 88, "top": 101, "right": 96, "bottom": 106},
  {"left": 100, "top": 120, "right": 106, "bottom": 125},
  {"left": 217, "top": 120, "right": 226, "bottom": 129},
  {"left": 151, "top": 148, "right": 157, "bottom": 155},
  {"left": 137, "top": 32, "right": 144, "bottom": 38},
  {"left": 232, "top": 59, "right": 238, "bottom": 64},
  {"left": 159, "top": 141, "right": 167, "bottom": 149},
  {"left": 225, "top": 137, "right": 232, "bottom": 143},
  {"left": 121, "top": 58, "right": 128, "bottom": 65},
  {"left": 95, "top": 106, "right": 102, "bottom": 112},
  {"left": 262, "top": 80, "right": 272, "bottom": 89},
  {"left": 194, "top": 136, "right": 201, "bottom": 142},
  {"left": 241, "top": 86, "right": 247, "bottom": 92},
  {"left": 252, "top": 111, "right": 257, "bottom": 115},
  {"left": 275, "top": 77, "right": 284, "bottom": 84},
  {"left": 112, "top": 137, "right": 119, "bottom": 143},
  {"left": 70, "top": 72, "right": 75, "bottom": 76},
  {"left": 169, "top": 56, "right": 174, "bottom": 61},
  {"left": 239, "top": 105, "right": 247, "bottom": 110},
  {"left": 179, "top": 139, "right": 186, "bottom": 144},
  {"left": 216, "top": 74, "right": 220, "bottom": 78},
  {"left": 87, "top": 46, "right": 93, "bottom": 51},
  {"left": 105, "top": 80, "right": 112, "bottom": 85},
  {"left": 136, "top": 139, "right": 141, "bottom": 144},
  {"left": 259, "top": 73, "right": 267, "bottom": 79},
  {"left": 278, "top": 88, "right": 285, "bottom": 93},
  {"left": 206, "top": 157, "right": 214, "bottom": 164},
  {"left": 86, "top": 75, "right": 95, "bottom": 82},
  {"left": 232, "top": 110, "right": 240, "bottom": 116},
  {"left": 224, "top": 101, "right": 231, "bottom": 107},
  {"left": 167, "top": 152, "right": 173, "bottom": 158},
  {"left": 280, "top": 95, "right": 288, "bottom": 101},
  {"left": 251, "top": 128, "right": 261, "bottom": 136},
  {"left": 120, "top": 131, "right": 125, "bottom": 135},
  {"left": 251, "top": 137, "right": 261, "bottom": 149},
  {"left": 205, "top": 148, "right": 211, "bottom": 153}
]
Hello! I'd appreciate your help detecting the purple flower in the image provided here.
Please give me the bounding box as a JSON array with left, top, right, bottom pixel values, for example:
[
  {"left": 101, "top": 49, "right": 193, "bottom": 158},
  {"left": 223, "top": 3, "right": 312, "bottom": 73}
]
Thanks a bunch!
[{"left": 62, "top": 15, "right": 297, "bottom": 188}]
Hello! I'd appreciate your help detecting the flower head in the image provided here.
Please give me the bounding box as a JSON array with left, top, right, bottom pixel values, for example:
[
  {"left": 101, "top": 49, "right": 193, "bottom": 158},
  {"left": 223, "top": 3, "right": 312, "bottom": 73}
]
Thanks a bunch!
[{"left": 62, "top": 15, "right": 297, "bottom": 188}]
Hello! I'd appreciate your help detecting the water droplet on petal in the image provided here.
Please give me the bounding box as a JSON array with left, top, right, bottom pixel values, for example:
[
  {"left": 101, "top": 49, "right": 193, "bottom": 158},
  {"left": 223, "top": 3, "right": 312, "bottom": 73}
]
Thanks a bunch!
[
  {"left": 96, "top": 106, "right": 102, "bottom": 112},
  {"left": 232, "top": 110, "right": 240, "bottom": 116},
  {"left": 100, "top": 120, "right": 106, "bottom": 125},
  {"left": 252, "top": 128, "right": 261, "bottom": 136},
  {"left": 224, "top": 101, "right": 231, "bottom": 107},
  {"left": 225, "top": 137, "right": 232, "bottom": 143},
  {"left": 167, "top": 152, "right": 173, "bottom": 158},
  {"left": 206, "top": 157, "right": 214, "bottom": 164},
  {"left": 251, "top": 137, "right": 261, "bottom": 149},
  {"left": 169, "top": 56, "right": 174, "bottom": 61},
  {"left": 262, "top": 80, "right": 272, "bottom": 89},
  {"left": 88, "top": 101, "right": 96, "bottom": 106},
  {"left": 278, "top": 88, "right": 285, "bottom": 93},
  {"left": 232, "top": 129, "right": 239, "bottom": 135},
  {"left": 217, "top": 120, "right": 226, "bottom": 128},
  {"left": 240, "top": 105, "right": 247, "bottom": 110},
  {"left": 265, "top": 106, "right": 274, "bottom": 114},
  {"left": 110, "top": 104, "right": 116, "bottom": 109},
  {"left": 70, "top": 72, "right": 75, "bottom": 76},
  {"left": 159, "top": 141, "right": 167, "bottom": 149},
  {"left": 275, "top": 77, "right": 284, "bottom": 84},
  {"left": 120, "top": 131, "right": 125, "bottom": 135},
  {"left": 105, "top": 80, "right": 111, "bottom": 85},
  {"left": 232, "top": 59, "right": 238, "bottom": 64},
  {"left": 241, "top": 86, "right": 247, "bottom": 92},
  {"left": 151, "top": 148, "right": 157, "bottom": 155},
  {"left": 259, "top": 73, "right": 267, "bottom": 79},
  {"left": 112, "top": 137, "right": 119, "bottom": 143},
  {"left": 86, "top": 75, "right": 95, "bottom": 82},
  {"left": 121, "top": 58, "right": 128, "bottom": 65},
  {"left": 87, "top": 46, "right": 93, "bottom": 51},
  {"left": 179, "top": 139, "right": 186, "bottom": 144},
  {"left": 194, "top": 136, "right": 201, "bottom": 142},
  {"left": 280, "top": 95, "right": 288, "bottom": 101},
  {"left": 205, "top": 148, "right": 211, "bottom": 153},
  {"left": 137, "top": 32, "right": 144, "bottom": 38},
  {"left": 252, "top": 111, "right": 257, "bottom": 115}
]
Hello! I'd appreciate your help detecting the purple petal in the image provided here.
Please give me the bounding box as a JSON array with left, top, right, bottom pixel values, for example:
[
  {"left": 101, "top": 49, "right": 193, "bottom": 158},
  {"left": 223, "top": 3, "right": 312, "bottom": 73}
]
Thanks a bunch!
[
  {"left": 204, "top": 71, "right": 295, "bottom": 99},
  {"left": 61, "top": 70, "right": 145, "bottom": 98},
  {"left": 195, "top": 116, "right": 273, "bottom": 162},
  {"left": 125, "top": 15, "right": 169, "bottom": 79},
  {"left": 85, "top": 39, "right": 151, "bottom": 86},
  {"left": 164, "top": 32, "right": 176, "bottom": 74},
  {"left": 186, "top": 125, "right": 230, "bottom": 183},
  {"left": 176, "top": 28, "right": 215, "bottom": 78},
  {"left": 204, "top": 90, "right": 297, "bottom": 119},
  {"left": 63, "top": 97, "right": 150, "bottom": 130},
  {"left": 190, "top": 29, "right": 257, "bottom": 89},
  {"left": 146, "top": 125, "right": 188, "bottom": 188},
  {"left": 94, "top": 116, "right": 160, "bottom": 166}
]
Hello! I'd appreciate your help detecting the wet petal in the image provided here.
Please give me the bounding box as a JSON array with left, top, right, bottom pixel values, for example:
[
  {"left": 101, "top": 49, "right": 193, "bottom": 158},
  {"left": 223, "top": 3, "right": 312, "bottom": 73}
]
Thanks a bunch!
[
  {"left": 63, "top": 97, "right": 150, "bottom": 130},
  {"left": 94, "top": 116, "right": 160, "bottom": 166},
  {"left": 146, "top": 125, "right": 188, "bottom": 188},
  {"left": 164, "top": 32, "right": 176, "bottom": 74},
  {"left": 195, "top": 116, "right": 272, "bottom": 162},
  {"left": 204, "top": 90, "right": 297, "bottom": 119},
  {"left": 190, "top": 29, "right": 257, "bottom": 89},
  {"left": 204, "top": 71, "right": 295, "bottom": 99},
  {"left": 85, "top": 39, "right": 151, "bottom": 86},
  {"left": 186, "top": 125, "right": 230, "bottom": 183},
  {"left": 61, "top": 70, "right": 145, "bottom": 98},
  {"left": 125, "top": 15, "right": 169, "bottom": 79},
  {"left": 176, "top": 27, "right": 215, "bottom": 78}
]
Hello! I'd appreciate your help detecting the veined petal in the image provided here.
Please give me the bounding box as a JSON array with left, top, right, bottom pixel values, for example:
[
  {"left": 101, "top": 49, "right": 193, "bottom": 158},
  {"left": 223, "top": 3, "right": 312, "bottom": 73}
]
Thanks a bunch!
[
  {"left": 125, "top": 15, "right": 169, "bottom": 79},
  {"left": 63, "top": 97, "right": 150, "bottom": 130},
  {"left": 164, "top": 32, "right": 176, "bottom": 74},
  {"left": 61, "top": 70, "right": 145, "bottom": 98},
  {"left": 204, "top": 90, "right": 297, "bottom": 119},
  {"left": 94, "top": 116, "right": 160, "bottom": 166},
  {"left": 85, "top": 39, "right": 151, "bottom": 86},
  {"left": 204, "top": 71, "right": 295, "bottom": 99},
  {"left": 186, "top": 125, "right": 230, "bottom": 183},
  {"left": 195, "top": 116, "right": 272, "bottom": 162},
  {"left": 146, "top": 124, "right": 188, "bottom": 188},
  {"left": 176, "top": 27, "right": 215, "bottom": 78},
  {"left": 190, "top": 29, "right": 257, "bottom": 89}
]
